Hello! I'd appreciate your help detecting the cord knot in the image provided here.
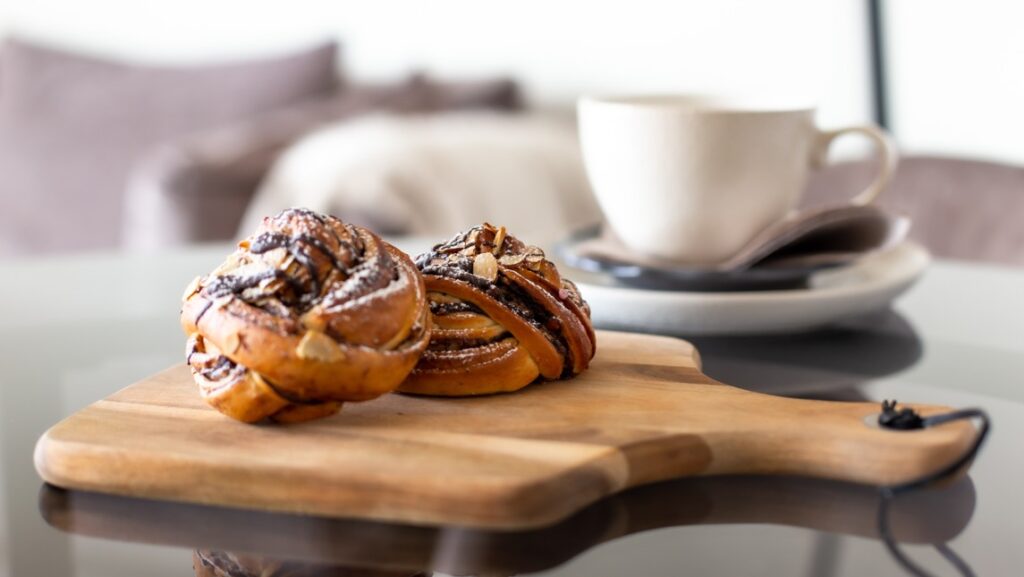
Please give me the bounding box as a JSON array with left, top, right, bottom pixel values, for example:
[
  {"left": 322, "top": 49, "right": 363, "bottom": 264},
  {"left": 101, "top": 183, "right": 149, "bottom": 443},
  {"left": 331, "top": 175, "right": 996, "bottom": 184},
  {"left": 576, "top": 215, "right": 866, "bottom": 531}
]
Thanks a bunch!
[{"left": 879, "top": 399, "right": 926, "bottom": 430}]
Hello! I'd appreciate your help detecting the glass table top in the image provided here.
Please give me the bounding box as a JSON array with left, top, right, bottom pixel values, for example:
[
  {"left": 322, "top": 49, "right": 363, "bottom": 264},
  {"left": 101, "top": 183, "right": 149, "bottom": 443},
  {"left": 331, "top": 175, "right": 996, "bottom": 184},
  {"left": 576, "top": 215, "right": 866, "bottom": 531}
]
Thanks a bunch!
[{"left": 1, "top": 241, "right": 1022, "bottom": 576}]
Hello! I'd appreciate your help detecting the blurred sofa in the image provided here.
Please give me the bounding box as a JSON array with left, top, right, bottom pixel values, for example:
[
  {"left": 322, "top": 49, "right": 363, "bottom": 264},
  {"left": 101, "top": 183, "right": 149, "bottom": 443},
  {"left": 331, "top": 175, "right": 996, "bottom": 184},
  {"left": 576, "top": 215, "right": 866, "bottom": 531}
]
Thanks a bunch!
[
  {"left": 805, "top": 156, "right": 1024, "bottom": 266},
  {"left": 0, "top": 37, "right": 338, "bottom": 256},
  {"left": 0, "top": 37, "right": 520, "bottom": 257},
  {"left": 124, "top": 74, "right": 523, "bottom": 250}
]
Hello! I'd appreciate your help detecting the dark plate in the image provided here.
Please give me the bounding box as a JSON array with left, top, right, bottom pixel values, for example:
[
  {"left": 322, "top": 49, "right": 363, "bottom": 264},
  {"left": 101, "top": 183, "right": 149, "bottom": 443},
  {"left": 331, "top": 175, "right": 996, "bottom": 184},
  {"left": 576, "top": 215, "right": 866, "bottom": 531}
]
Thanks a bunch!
[{"left": 556, "top": 226, "right": 840, "bottom": 292}]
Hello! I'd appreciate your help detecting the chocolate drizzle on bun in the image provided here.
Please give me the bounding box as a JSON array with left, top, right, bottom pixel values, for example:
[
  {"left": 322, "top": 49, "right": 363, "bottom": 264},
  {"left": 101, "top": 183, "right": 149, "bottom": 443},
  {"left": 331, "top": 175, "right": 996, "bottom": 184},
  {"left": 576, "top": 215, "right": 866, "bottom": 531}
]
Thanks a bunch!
[
  {"left": 401, "top": 223, "right": 596, "bottom": 396},
  {"left": 181, "top": 208, "right": 430, "bottom": 423}
]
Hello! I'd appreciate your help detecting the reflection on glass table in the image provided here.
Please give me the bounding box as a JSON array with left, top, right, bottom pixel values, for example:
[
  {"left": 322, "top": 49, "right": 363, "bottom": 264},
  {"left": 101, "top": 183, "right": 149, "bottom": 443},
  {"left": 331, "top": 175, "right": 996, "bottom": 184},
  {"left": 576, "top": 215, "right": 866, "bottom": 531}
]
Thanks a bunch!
[
  {"left": 689, "top": 310, "right": 923, "bottom": 400},
  {"left": 41, "top": 472, "right": 976, "bottom": 577}
]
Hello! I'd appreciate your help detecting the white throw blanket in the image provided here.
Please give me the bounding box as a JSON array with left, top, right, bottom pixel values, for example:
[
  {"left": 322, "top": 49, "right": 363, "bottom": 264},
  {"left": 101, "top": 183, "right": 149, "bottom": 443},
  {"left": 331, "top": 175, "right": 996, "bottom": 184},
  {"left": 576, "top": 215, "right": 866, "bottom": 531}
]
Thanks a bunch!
[{"left": 240, "top": 112, "right": 602, "bottom": 242}]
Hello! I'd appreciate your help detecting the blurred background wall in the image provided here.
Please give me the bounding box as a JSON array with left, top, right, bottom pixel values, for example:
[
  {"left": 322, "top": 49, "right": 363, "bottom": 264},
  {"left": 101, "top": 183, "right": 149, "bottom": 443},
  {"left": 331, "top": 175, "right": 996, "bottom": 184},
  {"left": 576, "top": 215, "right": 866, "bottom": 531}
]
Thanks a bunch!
[
  {"left": 0, "top": 0, "right": 873, "bottom": 124},
  {"left": 1, "top": 0, "right": 1021, "bottom": 259},
  {"left": 885, "top": 0, "right": 1024, "bottom": 164},
  {"left": 3, "top": 0, "right": 1022, "bottom": 164}
]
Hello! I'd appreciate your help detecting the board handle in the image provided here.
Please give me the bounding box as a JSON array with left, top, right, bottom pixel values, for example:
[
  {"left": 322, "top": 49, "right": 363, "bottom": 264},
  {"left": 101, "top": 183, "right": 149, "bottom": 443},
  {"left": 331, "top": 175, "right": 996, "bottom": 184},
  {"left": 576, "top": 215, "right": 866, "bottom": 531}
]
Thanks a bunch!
[{"left": 697, "top": 395, "right": 983, "bottom": 488}]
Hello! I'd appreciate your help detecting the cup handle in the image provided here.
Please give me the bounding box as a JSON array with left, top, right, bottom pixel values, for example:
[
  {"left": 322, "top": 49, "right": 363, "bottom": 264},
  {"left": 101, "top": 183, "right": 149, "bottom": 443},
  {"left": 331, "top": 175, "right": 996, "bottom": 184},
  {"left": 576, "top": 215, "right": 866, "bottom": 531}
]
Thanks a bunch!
[{"left": 812, "top": 124, "right": 899, "bottom": 206}]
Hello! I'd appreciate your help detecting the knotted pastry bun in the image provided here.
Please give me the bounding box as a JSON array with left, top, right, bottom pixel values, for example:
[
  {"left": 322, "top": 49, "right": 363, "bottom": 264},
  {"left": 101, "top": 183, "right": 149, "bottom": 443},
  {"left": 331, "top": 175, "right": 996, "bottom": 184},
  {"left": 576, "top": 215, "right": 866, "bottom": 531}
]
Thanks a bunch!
[
  {"left": 181, "top": 208, "right": 430, "bottom": 423},
  {"left": 193, "top": 550, "right": 432, "bottom": 577},
  {"left": 399, "top": 223, "right": 596, "bottom": 396}
]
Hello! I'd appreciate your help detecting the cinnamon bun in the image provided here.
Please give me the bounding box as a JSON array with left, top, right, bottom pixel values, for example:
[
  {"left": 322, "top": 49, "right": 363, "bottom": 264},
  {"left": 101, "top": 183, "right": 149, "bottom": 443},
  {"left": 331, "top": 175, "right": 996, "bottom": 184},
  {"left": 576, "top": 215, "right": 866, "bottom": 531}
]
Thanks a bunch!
[
  {"left": 399, "top": 223, "right": 596, "bottom": 396},
  {"left": 181, "top": 208, "right": 430, "bottom": 423}
]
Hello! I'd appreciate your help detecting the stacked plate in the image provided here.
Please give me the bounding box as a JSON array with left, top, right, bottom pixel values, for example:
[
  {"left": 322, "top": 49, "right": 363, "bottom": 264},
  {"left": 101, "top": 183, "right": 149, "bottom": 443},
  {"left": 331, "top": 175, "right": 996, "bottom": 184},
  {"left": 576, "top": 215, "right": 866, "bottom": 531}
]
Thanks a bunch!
[{"left": 556, "top": 206, "right": 929, "bottom": 335}]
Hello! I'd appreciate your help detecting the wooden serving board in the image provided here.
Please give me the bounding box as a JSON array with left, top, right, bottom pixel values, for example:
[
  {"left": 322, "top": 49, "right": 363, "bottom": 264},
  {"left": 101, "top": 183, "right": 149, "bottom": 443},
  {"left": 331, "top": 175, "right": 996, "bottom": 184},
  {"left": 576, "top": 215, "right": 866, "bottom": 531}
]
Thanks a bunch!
[{"left": 35, "top": 331, "right": 976, "bottom": 529}]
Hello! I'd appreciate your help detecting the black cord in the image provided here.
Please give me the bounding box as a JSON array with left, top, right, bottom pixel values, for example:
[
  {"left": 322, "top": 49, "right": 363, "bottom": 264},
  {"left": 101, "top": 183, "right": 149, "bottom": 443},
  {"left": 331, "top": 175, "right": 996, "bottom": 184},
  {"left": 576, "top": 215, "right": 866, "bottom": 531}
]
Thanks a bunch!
[
  {"left": 935, "top": 543, "right": 977, "bottom": 577},
  {"left": 876, "top": 401, "right": 991, "bottom": 577}
]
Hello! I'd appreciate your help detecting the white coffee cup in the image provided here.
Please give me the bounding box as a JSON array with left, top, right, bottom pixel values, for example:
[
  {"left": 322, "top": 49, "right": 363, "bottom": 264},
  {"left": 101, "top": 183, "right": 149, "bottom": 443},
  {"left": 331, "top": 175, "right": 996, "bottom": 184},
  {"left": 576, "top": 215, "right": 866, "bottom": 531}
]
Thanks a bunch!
[{"left": 578, "top": 95, "right": 898, "bottom": 265}]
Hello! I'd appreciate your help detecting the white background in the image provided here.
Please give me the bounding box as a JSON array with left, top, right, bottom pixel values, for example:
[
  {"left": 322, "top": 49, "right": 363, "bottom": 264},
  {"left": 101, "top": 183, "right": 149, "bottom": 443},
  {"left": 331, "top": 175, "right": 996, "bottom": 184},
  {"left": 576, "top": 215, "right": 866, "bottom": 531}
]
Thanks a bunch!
[
  {"left": 0, "top": 1, "right": 871, "bottom": 125},
  {"left": 0, "top": 0, "right": 1021, "bottom": 161},
  {"left": 885, "top": 0, "right": 1024, "bottom": 164}
]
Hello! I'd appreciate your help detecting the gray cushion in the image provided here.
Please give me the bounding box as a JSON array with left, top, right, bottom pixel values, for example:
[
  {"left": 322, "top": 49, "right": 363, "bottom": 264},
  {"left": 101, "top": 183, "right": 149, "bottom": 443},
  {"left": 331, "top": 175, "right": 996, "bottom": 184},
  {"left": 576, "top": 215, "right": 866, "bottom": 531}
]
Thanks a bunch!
[
  {"left": 0, "top": 37, "right": 338, "bottom": 256},
  {"left": 804, "top": 155, "right": 1024, "bottom": 266}
]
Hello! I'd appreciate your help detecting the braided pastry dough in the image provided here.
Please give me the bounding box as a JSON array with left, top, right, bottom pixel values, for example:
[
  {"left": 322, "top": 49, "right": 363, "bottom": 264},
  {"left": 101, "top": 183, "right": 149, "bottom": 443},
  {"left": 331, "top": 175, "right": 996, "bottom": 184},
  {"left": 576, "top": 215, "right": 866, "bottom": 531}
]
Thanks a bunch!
[
  {"left": 193, "top": 550, "right": 431, "bottom": 577},
  {"left": 181, "top": 208, "right": 430, "bottom": 423},
  {"left": 400, "top": 223, "right": 596, "bottom": 396}
]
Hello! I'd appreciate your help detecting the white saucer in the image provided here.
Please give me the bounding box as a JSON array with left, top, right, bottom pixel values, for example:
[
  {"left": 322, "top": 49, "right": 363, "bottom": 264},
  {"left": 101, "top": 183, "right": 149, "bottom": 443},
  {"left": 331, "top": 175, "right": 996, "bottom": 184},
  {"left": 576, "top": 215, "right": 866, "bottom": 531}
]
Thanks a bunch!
[{"left": 562, "top": 242, "right": 930, "bottom": 336}]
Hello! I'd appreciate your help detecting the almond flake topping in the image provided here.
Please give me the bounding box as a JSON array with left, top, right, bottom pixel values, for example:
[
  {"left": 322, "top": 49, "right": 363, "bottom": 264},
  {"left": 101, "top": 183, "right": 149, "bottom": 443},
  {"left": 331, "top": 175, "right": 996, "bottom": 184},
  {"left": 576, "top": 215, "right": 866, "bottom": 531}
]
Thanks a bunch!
[
  {"left": 296, "top": 330, "right": 344, "bottom": 362},
  {"left": 473, "top": 252, "right": 499, "bottom": 282},
  {"left": 492, "top": 226, "right": 507, "bottom": 255}
]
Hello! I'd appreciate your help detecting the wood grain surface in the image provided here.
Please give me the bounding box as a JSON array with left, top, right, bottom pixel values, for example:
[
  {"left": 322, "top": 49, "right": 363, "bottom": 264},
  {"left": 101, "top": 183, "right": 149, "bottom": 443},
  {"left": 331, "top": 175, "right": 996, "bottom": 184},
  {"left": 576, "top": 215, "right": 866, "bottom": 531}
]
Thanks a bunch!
[{"left": 35, "top": 330, "right": 977, "bottom": 529}]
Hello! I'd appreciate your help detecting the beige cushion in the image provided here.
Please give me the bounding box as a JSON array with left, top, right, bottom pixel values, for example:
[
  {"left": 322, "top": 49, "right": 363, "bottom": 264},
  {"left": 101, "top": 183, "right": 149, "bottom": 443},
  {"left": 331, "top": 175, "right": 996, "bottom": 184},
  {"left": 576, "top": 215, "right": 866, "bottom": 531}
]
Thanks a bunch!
[{"left": 240, "top": 112, "right": 601, "bottom": 241}]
